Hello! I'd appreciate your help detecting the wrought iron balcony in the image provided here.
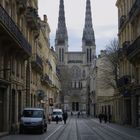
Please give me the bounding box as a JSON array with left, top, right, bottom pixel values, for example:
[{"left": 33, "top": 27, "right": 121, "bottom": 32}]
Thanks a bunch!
[
  {"left": 56, "top": 67, "right": 60, "bottom": 77},
  {"left": 0, "top": 4, "right": 31, "bottom": 56},
  {"left": 122, "top": 41, "right": 130, "bottom": 54},
  {"left": 41, "top": 74, "right": 52, "bottom": 85},
  {"left": 117, "top": 75, "right": 131, "bottom": 88},
  {"left": 118, "top": 48, "right": 123, "bottom": 59},
  {"left": 46, "top": 59, "right": 52, "bottom": 69},
  {"left": 26, "top": 7, "right": 39, "bottom": 30},
  {"left": 127, "top": 36, "right": 140, "bottom": 62},
  {"left": 129, "top": 0, "right": 140, "bottom": 22},
  {"left": 31, "top": 54, "right": 43, "bottom": 73},
  {"left": 119, "top": 15, "right": 126, "bottom": 29},
  {"left": 16, "top": 0, "right": 27, "bottom": 13}
]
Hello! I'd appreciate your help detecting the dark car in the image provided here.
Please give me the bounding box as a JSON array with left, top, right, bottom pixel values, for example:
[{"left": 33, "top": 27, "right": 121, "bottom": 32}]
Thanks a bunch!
[{"left": 19, "top": 108, "right": 47, "bottom": 134}]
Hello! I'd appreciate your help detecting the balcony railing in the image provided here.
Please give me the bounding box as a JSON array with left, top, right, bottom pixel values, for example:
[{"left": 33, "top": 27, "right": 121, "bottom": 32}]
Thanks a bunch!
[
  {"left": 31, "top": 54, "right": 43, "bottom": 72},
  {"left": 16, "top": 0, "right": 27, "bottom": 13},
  {"left": 0, "top": 4, "right": 31, "bottom": 56},
  {"left": 41, "top": 74, "right": 52, "bottom": 85},
  {"left": 56, "top": 67, "right": 60, "bottom": 77},
  {"left": 127, "top": 36, "right": 140, "bottom": 61},
  {"left": 129, "top": 0, "right": 140, "bottom": 22},
  {"left": 122, "top": 41, "right": 130, "bottom": 55},
  {"left": 26, "top": 7, "right": 39, "bottom": 30},
  {"left": 119, "top": 15, "right": 126, "bottom": 29},
  {"left": 117, "top": 75, "right": 131, "bottom": 88},
  {"left": 118, "top": 48, "right": 123, "bottom": 59},
  {"left": 46, "top": 59, "right": 52, "bottom": 69}
]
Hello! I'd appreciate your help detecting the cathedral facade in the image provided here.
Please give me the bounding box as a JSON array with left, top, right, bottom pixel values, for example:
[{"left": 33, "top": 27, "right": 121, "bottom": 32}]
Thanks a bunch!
[{"left": 55, "top": 0, "right": 96, "bottom": 112}]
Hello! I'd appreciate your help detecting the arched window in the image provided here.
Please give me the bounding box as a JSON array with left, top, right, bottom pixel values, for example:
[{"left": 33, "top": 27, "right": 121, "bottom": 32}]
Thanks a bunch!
[
  {"left": 82, "top": 70, "right": 86, "bottom": 78},
  {"left": 71, "top": 66, "right": 81, "bottom": 79}
]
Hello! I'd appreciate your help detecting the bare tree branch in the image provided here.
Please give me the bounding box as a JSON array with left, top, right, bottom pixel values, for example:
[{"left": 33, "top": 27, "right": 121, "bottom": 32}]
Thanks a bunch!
[{"left": 100, "top": 38, "right": 119, "bottom": 89}]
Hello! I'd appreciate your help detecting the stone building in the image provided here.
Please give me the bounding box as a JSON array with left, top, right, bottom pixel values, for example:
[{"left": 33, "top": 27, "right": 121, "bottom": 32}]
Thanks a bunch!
[
  {"left": 96, "top": 51, "right": 115, "bottom": 119},
  {"left": 0, "top": 0, "right": 36, "bottom": 133},
  {"left": 0, "top": 0, "right": 61, "bottom": 134},
  {"left": 116, "top": 0, "right": 140, "bottom": 127},
  {"left": 55, "top": 0, "right": 96, "bottom": 113}
]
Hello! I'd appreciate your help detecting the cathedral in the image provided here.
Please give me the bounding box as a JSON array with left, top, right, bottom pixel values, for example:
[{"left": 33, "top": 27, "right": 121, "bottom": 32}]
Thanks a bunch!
[{"left": 55, "top": 0, "right": 96, "bottom": 112}]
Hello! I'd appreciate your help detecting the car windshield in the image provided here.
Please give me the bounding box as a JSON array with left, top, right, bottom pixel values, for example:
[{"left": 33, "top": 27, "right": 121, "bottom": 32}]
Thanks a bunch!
[
  {"left": 53, "top": 112, "right": 62, "bottom": 115},
  {"left": 23, "top": 110, "right": 43, "bottom": 118}
]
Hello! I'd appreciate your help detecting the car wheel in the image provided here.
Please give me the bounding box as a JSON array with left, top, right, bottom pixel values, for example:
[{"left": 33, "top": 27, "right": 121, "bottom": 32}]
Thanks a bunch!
[
  {"left": 19, "top": 127, "right": 24, "bottom": 134},
  {"left": 39, "top": 127, "right": 44, "bottom": 134},
  {"left": 44, "top": 128, "right": 47, "bottom": 132}
]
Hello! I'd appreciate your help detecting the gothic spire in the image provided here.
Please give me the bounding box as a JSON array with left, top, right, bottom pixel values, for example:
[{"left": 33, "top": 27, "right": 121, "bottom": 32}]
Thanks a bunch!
[
  {"left": 55, "top": 0, "right": 68, "bottom": 46},
  {"left": 82, "top": 0, "right": 95, "bottom": 46}
]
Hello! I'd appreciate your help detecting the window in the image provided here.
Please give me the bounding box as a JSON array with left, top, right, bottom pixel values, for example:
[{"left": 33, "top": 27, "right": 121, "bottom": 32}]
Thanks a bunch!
[
  {"left": 23, "top": 110, "right": 43, "bottom": 118},
  {"left": 71, "top": 66, "right": 81, "bottom": 79},
  {"left": 16, "top": 60, "right": 19, "bottom": 77}
]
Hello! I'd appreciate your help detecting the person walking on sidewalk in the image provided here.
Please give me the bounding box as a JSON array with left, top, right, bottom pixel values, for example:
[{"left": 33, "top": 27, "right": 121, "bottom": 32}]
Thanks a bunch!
[
  {"left": 55, "top": 115, "right": 59, "bottom": 124},
  {"left": 98, "top": 113, "right": 103, "bottom": 123},
  {"left": 48, "top": 114, "right": 52, "bottom": 124},
  {"left": 104, "top": 114, "right": 107, "bottom": 123},
  {"left": 63, "top": 112, "right": 68, "bottom": 124}
]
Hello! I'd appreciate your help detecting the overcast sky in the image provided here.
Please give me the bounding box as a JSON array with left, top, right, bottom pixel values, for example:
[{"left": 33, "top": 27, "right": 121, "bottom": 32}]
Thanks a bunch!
[{"left": 38, "top": 0, "right": 118, "bottom": 54}]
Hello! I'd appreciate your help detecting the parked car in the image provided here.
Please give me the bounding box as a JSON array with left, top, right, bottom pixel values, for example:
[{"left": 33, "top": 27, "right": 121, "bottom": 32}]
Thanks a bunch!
[
  {"left": 52, "top": 109, "right": 63, "bottom": 121},
  {"left": 19, "top": 108, "right": 47, "bottom": 134}
]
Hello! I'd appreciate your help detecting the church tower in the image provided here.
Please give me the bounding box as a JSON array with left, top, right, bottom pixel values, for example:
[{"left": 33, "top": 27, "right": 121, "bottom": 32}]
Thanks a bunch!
[
  {"left": 82, "top": 0, "right": 96, "bottom": 65},
  {"left": 55, "top": 0, "right": 68, "bottom": 64}
]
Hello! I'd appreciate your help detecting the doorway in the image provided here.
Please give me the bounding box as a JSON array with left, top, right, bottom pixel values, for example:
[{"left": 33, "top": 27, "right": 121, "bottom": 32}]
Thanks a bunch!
[
  {"left": 125, "top": 99, "right": 131, "bottom": 124},
  {"left": 72, "top": 102, "right": 79, "bottom": 111}
]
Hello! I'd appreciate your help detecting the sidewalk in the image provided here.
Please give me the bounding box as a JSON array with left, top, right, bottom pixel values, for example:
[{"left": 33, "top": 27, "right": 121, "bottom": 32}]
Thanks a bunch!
[
  {"left": 91, "top": 118, "right": 140, "bottom": 138},
  {"left": 0, "top": 132, "right": 9, "bottom": 138}
]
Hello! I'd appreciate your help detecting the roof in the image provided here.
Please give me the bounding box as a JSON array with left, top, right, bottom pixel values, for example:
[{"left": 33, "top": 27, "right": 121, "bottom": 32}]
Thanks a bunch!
[{"left": 23, "top": 107, "right": 44, "bottom": 111}]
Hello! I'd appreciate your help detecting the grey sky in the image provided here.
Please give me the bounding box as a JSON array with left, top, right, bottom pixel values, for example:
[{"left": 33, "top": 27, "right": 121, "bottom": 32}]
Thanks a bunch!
[{"left": 38, "top": 0, "right": 118, "bottom": 54}]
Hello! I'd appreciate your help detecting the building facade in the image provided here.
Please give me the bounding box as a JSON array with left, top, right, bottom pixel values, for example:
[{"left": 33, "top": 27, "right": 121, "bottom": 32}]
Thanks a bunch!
[
  {"left": 116, "top": 0, "right": 140, "bottom": 127},
  {"left": 96, "top": 51, "right": 115, "bottom": 119},
  {"left": 55, "top": 0, "right": 96, "bottom": 113},
  {"left": 0, "top": 0, "right": 61, "bottom": 134}
]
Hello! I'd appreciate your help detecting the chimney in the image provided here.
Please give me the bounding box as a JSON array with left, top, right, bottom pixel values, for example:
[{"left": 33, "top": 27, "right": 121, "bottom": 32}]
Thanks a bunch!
[{"left": 44, "top": 15, "right": 47, "bottom": 23}]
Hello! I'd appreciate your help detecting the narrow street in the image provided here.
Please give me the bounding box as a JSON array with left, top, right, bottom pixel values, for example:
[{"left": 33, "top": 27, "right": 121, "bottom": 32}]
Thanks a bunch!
[{"left": 1, "top": 116, "right": 140, "bottom": 140}]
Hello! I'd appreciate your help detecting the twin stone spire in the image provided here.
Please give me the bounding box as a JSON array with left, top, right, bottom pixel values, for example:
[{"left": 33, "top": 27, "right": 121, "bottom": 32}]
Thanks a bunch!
[{"left": 55, "top": 0, "right": 95, "bottom": 47}]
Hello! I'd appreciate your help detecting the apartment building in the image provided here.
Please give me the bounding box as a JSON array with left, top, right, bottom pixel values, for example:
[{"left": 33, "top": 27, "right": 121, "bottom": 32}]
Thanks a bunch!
[
  {"left": 116, "top": 0, "right": 140, "bottom": 127},
  {"left": 0, "top": 0, "right": 61, "bottom": 134}
]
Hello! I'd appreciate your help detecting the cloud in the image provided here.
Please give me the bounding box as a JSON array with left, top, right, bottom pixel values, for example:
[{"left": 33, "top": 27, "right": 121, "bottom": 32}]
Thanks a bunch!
[
  {"left": 38, "top": 0, "right": 118, "bottom": 53},
  {"left": 95, "top": 25, "right": 117, "bottom": 39}
]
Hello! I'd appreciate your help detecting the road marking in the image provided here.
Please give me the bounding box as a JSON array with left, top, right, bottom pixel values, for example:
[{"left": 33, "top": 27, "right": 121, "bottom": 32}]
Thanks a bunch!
[{"left": 44, "top": 125, "right": 63, "bottom": 140}]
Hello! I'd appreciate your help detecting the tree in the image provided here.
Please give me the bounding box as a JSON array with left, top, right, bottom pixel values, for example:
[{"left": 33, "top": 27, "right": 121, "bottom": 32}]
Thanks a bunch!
[{"left": 99, "top": 38, "right": 119, "bottom": 90}]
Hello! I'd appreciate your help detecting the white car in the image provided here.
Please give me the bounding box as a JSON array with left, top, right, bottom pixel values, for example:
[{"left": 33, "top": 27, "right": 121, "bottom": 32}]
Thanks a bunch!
[{"left": 52, "top": 109, "right": 63, "bottom": 121}]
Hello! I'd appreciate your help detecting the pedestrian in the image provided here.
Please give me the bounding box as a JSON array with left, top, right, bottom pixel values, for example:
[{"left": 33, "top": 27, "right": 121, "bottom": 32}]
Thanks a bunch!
[
  {"left": 48, "top": 114, "right": 52, "bottom": 124},
  {"left": 98, "top": 113, "right": 103, "bottom": 123},
  {"left": 63, "top": 112, "right": 68, "bottom": 124},
  {"left": 71, "top": 111, "right": 73, "bottom": 116},
  {"left": 108, "top": 114, "right": 112, "bottom": 123},
  {"left": 77, "top": 111, "right": 80, "bottom": 118},
  {"left": 55, "top": 115, "right": 59, "bottom": 124},
  {"left": 104, "top": 114, "right": 107, "bottom": 123}
]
